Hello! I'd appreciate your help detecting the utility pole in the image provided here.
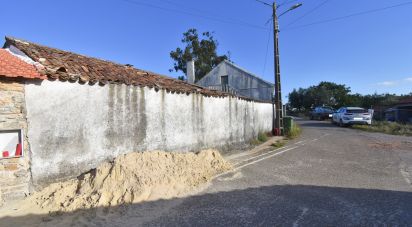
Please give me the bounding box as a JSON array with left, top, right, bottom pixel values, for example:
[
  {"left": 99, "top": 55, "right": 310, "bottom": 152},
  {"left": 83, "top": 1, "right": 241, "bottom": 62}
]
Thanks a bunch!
[
  {"left": 255, "top": 0, "right": 302, "bottom": 136},
  {"left": 272, "top": 1, "right": 282, "bottom": 136}
]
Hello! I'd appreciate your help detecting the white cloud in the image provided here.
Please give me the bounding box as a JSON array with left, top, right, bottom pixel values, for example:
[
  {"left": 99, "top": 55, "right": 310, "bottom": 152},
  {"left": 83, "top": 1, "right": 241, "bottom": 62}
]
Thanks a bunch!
[
  {"left": 375, "top": 77, "right": 412, "bottom": 86},
  {"left": 376, "top": 81, "right": 398, "bottom": 86}
]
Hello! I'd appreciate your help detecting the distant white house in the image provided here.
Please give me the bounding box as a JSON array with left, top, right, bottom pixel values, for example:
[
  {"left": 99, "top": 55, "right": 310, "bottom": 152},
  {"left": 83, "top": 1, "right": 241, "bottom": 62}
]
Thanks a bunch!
[{"left": 196, "top": 60, "right": 274, "bottom": 102}]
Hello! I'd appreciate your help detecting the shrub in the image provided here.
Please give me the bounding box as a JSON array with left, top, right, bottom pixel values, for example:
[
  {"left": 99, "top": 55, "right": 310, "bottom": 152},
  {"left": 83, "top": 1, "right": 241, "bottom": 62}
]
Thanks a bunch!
[
  {"left": 353, "top": 121, "right": 412, "bottom": 136},
  {"left": 285, "top": 124, "right": 302, "bottom": 139},
  {"left": 257, "top": 132, "right": 268, "bottom": 142}
]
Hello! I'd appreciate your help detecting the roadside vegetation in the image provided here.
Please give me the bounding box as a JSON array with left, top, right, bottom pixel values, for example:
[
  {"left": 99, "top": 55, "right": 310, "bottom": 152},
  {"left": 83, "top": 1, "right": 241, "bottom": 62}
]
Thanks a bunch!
[
  {"left": 271, "top": 140, "right": 286, "bottom": 148},
  {"left": 284, "top": 123, "right": 302, "bottom": 139},
  {"left": 257, "top": 132, "right": 269, "bottom": 142},
  {"left": 250, "top": 132, "right": 270, "bottom": 145},
  {"left": 288, "top": 81, "right": 410, "bottom": 113},
  {"left": 250, "top": 125, "right": 301, "bottom": 147},
  {"left": 353, "top": 121, "right": 412, "bottom": 136}
]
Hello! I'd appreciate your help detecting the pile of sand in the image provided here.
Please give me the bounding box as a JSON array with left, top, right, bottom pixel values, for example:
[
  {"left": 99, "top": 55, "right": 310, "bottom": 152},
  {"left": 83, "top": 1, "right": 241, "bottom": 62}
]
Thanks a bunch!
[{"left": 31, "top": 149, "right": 231, "bottom": 212}]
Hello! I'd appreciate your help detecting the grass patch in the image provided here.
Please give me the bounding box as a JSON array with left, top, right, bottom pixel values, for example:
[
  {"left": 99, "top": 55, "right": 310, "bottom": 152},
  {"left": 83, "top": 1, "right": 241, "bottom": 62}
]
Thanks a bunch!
[
  {"left": 285, "top": 124, "right": 302, "bottom": 139},
  {"left": 352, "top": 121, "right": 412, "bottom": 136},
  {"left": 250, "top": 132, "right": 271, "bottom": 146},
  {"left": 271, "top": 140, "right": 286, "bottom": 148},
  {"left": 257, "top": 132, "right": 269, "bottom": 142},
  {"left": 250, "top": 139, "right": 262, "bottom": 146}
]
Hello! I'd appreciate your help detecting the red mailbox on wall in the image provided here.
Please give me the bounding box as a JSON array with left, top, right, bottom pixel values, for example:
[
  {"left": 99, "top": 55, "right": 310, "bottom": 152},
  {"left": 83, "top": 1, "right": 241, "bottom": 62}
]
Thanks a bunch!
[{"left": 0, "top": 129, "right": 23, "bottom": 159}]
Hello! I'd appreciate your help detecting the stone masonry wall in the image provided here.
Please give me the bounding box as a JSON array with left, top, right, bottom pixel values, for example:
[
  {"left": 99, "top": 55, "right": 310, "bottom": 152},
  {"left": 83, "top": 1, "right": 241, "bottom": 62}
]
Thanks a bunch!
[{"left": 0, "top": 78, "right": 31, "bottom": 205}]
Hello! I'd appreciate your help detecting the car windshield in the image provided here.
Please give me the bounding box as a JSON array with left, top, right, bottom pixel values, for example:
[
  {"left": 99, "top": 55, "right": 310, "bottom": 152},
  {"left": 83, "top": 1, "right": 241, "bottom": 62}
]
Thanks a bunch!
[
  {"left": 347, "top": 109, "right": 367, "bottom": 114},
  {"left": 323, "top": 108, "right": 334, "bottom": 113}
]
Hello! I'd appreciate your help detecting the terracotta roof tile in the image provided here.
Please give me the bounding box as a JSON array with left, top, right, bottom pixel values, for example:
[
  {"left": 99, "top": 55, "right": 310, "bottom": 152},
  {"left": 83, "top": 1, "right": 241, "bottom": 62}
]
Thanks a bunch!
[
  {"left": 4, "top": 36, "right": 266, "bottom": 102},
  {"left": 0, "top": 49, "right": 45, "bottom": 79}
]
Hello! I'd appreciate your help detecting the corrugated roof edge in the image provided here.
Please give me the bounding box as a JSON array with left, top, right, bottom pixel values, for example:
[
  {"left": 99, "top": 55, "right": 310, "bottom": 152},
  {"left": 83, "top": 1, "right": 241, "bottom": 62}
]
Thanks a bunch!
[
  {"left": 3, "top": 36, "right": 272, "bottom": 104},
  {"left": 222, "top": 60, "right": 274, "bottom": 86}
]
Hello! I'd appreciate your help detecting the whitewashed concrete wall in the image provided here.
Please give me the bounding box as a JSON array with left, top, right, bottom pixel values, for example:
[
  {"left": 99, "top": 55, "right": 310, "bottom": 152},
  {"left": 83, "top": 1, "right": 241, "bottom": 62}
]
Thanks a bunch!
[{"left": 25, "top": 80, "right": 272, "bottom": 187}]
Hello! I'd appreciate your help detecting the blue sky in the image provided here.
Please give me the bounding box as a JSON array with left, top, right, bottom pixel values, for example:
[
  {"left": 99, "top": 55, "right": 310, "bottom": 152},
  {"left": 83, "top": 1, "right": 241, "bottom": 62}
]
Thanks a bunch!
[{"left": 1, "top": 0, "right": 411, "bottom": 100}]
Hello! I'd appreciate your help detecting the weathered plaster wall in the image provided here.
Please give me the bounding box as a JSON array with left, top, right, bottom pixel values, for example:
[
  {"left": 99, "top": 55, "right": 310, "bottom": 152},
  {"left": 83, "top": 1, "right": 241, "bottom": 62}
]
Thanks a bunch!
[
  {"left": 25, "top": 80, "right": 272, "bottom": 187},
  {"left": 0, "top": 78, "right": 31, "bottom": 204}
]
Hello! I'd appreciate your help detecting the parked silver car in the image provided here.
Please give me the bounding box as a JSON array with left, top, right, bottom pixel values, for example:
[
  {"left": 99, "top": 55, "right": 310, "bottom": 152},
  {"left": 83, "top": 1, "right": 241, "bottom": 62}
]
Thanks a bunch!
[{"left": 332, "top": 107, "right": 372, "bottom": 126}]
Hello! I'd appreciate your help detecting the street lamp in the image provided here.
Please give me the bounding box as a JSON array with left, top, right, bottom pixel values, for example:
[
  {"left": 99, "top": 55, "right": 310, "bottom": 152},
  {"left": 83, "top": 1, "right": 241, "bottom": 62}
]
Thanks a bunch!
[
  {"left": 272, "top": 2, "right": 302, "bottom": 136},
  {"left": 279, "top": 3, "right": 303, "bottom": 17}
]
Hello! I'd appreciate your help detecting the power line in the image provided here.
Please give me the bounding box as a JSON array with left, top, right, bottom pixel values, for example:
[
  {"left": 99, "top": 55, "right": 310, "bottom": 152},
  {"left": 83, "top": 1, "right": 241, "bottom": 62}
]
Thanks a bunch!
[
  {"left": 285, "top": 0, "right": 331, "bottom": 28},
  {"left": 254, "top": 0, "right": 297, "bottom": 8},
  {"left": 284, "top": 1, "right": 412, "bottom": 31},
  {"left": 159, "top": 0, "right": 262, "bottom": 27},
  {"left": 121, "top": 0, "right": 268, "bottom": 30},
  {"left": 255, "top": 0, "right": 272, "bottom": 7},
  {"left": 278, "top": 0, "right": 298, "bottom": 8},
  {"left": 154, "top": 0, "right": 205, "bottom": 13},
  {"left": 262, "top": 20, "right": 272, "bottom": 77}
]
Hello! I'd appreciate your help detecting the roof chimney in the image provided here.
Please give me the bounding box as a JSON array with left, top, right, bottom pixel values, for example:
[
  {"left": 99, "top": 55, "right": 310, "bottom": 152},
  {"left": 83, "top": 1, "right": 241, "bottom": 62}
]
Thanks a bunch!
[{"left": 186, "top": 60, "right": 195, "bottom": 84}]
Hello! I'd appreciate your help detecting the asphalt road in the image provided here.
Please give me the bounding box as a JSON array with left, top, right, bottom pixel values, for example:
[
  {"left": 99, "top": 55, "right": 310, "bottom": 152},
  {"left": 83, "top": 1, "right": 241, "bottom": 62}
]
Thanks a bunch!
[
  {"left": 3, "top": 120, "right": 412, "bottom": 226},
  {"left": 139, "top": 120, "right": 412, "bottom": 226}
]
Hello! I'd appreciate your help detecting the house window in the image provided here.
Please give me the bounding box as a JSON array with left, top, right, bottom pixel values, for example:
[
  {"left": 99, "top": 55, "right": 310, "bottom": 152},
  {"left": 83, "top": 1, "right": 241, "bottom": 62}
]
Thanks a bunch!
[
  {"left": 221, "top": 75, "right": 229, "bottom": 92},
  {"left": 0, "top": 129, "right": 23, "bottom": 159},
  {"left": 221, "top": 75, "right": 229, "bottom": 86}
]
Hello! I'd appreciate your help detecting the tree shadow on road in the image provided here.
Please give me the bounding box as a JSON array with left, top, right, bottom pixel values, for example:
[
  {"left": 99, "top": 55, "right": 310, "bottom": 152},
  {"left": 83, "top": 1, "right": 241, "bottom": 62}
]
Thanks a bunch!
[{"left": 1, "top": 184, "right": 411, "bottom": 226}]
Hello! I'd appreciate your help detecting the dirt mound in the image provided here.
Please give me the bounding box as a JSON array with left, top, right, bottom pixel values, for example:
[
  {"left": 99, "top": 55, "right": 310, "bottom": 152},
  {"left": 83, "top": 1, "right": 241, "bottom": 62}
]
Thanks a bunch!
[{"left": 32, "top": 149, "right": 231, "bottom": 212}]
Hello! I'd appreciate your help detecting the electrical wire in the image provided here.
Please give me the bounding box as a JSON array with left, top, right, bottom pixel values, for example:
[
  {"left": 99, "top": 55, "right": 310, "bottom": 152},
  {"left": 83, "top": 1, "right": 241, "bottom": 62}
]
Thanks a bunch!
[
  {"left": 121, "top": 0, "right": 268, "bottom": 30},
  {"left": 255, "top": 0, "right": 272, "bottom": 7},
  {"left": 285, "top": 0, "right": 331, "bottom": 28},
  {"left": 262, "top": 20, "right": 272, "bottom": 77},
  {"left": 283, "top": 1, "right": 412, "bottom": 31},
  {"left": 121, "top": 0, "right": 412, "bottom": 32},
  {"left": 159, "top": 0, "right": 264, "bottom": 28},
  {"left": 278, "top": 0, "right": 298, "bottom": 8},
  {"left": 155, "top": 0, "right": 206, "bottom": 13}
]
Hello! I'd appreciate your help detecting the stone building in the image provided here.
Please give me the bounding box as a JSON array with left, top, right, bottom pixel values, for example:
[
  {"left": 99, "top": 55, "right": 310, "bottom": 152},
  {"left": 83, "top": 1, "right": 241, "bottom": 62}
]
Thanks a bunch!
[{"left": 0, "top": 48, "right": 46, "bottom": 204}]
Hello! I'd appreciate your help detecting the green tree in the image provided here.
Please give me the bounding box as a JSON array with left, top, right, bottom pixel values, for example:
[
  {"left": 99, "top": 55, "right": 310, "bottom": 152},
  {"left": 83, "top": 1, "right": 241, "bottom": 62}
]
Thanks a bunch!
[
  {"left": 288, "top": 89, "right": 302, "bottom": 110},
  {"left": 170, "top": 28, "right": 229, "bottom": 82},
  {"left": 288, "top": 81, "right": 352, "bottom": 110},
  {"left": 287, "top": 81, "right": 412, "bottom": 113},
  {"left": 314, "top": 81, "right": 352, "bottom": 107},
  {"left": 359, "top": 93, "right": 400, "bottom": 109},
  {"left": 346, "top": 93, "right": 363, "bottom": 107}
]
